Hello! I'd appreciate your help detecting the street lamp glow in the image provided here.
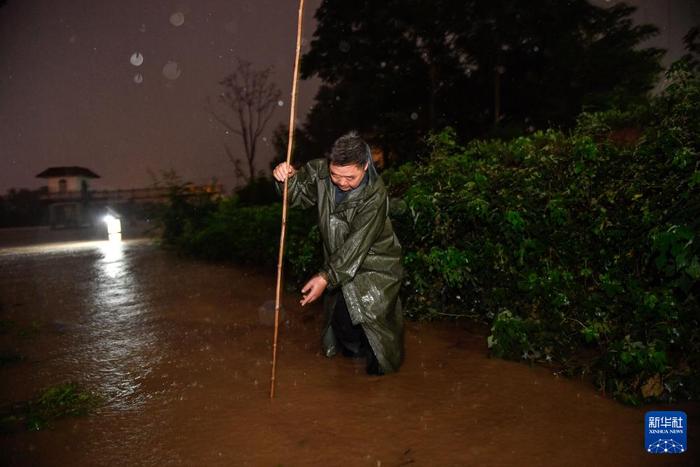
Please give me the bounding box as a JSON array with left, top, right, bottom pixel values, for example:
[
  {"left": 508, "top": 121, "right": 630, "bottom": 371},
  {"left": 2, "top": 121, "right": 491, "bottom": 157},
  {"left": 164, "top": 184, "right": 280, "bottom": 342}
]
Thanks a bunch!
[{"left": 103, "top": 214, "right": 122, "bottom": 242}]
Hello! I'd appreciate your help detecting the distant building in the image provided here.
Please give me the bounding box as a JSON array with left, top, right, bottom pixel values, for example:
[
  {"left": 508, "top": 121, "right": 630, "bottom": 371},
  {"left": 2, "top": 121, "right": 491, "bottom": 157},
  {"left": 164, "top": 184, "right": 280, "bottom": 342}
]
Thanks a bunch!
[
  {"left": 36, "top": 166, "right": 100, "bottom": 195},
  {"left": 36, "top": 166, "right": 223, "bottom": 229},
  {"left": 36, "top": 166, "right": 100, "bottom": 228}
]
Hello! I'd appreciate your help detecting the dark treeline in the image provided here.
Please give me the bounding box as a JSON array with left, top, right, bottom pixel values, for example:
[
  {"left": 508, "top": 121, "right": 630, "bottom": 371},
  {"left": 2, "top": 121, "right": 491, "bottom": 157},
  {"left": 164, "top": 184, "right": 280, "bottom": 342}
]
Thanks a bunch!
[
  {"left": 275, "top": 0, "right": 663, "bottom": 166},
  {"left": 0, "top": 189, "right": 47, "bottom": 228}
]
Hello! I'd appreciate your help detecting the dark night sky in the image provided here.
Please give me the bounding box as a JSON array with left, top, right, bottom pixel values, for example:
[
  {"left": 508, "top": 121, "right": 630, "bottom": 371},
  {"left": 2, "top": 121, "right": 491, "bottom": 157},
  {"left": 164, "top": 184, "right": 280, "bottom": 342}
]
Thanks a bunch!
[
  {"left": 0, "top": 0, "right": 697, "bottom": 193},
  {"left": 0, "top": 0, "right": 321, "bottom": 192}
]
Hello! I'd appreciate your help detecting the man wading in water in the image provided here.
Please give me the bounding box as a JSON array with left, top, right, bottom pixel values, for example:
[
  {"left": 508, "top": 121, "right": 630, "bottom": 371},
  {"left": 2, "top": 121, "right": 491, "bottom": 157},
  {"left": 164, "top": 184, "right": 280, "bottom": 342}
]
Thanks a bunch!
[{"left": 273, "top": 132, "right": 404, "bottom": 375}]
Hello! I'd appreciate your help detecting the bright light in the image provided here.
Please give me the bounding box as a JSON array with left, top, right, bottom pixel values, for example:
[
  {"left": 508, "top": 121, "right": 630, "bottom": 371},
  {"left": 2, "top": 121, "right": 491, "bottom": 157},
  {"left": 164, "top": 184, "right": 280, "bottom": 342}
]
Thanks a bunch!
[{"left": 103, "top": 214, "right": 122, "bottom": 241}]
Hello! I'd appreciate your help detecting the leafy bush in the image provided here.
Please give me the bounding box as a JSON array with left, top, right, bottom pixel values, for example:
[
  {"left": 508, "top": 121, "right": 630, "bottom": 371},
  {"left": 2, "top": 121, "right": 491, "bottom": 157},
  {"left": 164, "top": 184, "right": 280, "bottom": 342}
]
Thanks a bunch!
[
  {"left": 233, "top": 176, "right": 280, "bottom": 206},
  {"left": 158, "top": 191, "right": 321, "bottom": 284},
  {"left": 385, "top": 67, "right": 699, "bottom": 404},
  {"left": 155, "top": 183, "right": 219, "bottom": 249}
]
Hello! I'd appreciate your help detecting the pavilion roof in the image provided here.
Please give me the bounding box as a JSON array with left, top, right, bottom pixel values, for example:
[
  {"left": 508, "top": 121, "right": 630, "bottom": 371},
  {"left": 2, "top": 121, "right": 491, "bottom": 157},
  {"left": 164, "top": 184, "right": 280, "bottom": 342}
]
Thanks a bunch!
[{"left": 36, "top": 167, "right": 101, "bottom": 178}]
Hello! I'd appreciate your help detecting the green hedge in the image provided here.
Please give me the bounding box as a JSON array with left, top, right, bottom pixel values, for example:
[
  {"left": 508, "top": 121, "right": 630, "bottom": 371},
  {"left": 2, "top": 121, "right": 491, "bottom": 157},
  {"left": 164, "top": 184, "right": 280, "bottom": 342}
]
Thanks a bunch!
[
  {"left": 384, "top": 67, "right": 699, "bottom": 404},
  {"left": 158, "top": 194, "right": 321, "bottom": 285}
]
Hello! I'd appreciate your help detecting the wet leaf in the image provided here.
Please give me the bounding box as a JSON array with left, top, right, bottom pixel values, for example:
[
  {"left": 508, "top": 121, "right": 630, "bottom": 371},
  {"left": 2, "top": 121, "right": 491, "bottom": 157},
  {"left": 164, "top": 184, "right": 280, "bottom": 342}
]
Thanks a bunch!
[{"left": 641, "top": 374, "right": 664, "bottom": 399}]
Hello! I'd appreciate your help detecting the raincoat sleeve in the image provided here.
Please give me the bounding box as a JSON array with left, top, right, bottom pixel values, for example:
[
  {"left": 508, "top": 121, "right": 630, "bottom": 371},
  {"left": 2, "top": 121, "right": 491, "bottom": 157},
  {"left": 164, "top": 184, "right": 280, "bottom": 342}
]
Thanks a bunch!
[
  {"left": 276, "top": 162, "right": 318, "bottom": 209},
  {"left": 321, "top": 190, "right": 388, "bottom": 288}
]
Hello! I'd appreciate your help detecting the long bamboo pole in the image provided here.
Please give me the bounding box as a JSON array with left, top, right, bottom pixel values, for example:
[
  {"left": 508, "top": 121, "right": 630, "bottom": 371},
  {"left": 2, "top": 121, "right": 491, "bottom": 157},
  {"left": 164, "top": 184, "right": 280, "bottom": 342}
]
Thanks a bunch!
[{"left": 270, "top": 0, "right": 305, "bottom": 400}]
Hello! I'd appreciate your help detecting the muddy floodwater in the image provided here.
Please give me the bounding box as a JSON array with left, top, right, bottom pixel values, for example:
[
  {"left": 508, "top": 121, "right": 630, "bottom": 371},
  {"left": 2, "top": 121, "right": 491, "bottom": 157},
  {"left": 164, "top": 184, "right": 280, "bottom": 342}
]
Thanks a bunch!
[{"left": 0, "top": 234, "right": 697, "bottom": 466}]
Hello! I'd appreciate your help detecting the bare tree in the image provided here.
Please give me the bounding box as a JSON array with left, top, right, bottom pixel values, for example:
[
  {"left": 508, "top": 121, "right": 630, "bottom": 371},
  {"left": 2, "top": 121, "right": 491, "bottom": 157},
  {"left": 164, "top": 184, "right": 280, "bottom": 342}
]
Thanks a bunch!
[{"left": 210, "top": 58, "right": 281, "bottom": 182}]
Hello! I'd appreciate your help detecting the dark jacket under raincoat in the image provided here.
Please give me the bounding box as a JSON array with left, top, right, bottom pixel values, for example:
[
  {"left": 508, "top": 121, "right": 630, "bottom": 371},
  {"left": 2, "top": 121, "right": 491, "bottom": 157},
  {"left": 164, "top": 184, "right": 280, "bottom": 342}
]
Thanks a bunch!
[{"left": 284, "top": 158, "right": 404, "bottom": 373}]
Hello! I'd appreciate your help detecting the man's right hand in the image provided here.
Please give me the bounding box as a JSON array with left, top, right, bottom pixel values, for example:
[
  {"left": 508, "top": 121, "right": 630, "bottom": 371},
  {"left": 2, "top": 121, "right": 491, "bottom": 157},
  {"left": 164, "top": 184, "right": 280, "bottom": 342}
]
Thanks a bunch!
[
  {"left": 300, "top": 274, "right": 328, "bottom": 306},
  {"left": 273, "top": 162, "right": 296, "bottom": 182}
]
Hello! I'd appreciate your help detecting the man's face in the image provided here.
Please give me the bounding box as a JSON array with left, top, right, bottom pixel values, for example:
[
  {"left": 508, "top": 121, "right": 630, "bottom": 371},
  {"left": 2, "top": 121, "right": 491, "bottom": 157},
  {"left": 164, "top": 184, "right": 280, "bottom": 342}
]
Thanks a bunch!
[{"left": 329, "top": 162, "right": 368, "bottom": 191}]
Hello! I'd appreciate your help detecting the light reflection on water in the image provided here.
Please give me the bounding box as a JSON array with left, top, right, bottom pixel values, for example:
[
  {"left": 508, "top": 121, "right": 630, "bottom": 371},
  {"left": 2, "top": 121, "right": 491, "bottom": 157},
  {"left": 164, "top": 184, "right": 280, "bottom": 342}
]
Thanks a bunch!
[
  {"left": 0, "top": 240, "right": 111, "bottom": 257},
  {"left": 85, "top": 240, "right": 159, "bottom": 410},
  {"left": 0, "top": 239, "right": 160, "bottom": 411},
  {"left": 100, "top": 239, "right": 125, "bottom": 279}
]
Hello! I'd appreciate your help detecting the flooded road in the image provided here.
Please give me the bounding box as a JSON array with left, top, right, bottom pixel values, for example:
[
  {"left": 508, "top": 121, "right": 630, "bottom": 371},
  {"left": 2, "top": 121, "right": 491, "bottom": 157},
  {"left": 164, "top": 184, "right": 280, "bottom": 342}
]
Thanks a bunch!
[{"left": 0, "top": 238, "right": 697, "bottom": 466}]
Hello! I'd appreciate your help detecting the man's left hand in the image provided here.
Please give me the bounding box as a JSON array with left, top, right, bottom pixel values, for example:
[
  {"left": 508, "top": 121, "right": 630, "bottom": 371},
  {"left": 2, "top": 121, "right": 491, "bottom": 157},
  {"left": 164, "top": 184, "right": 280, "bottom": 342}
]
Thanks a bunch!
[{"left": 300, "top": 274, "right": 328, "bottom": 306}]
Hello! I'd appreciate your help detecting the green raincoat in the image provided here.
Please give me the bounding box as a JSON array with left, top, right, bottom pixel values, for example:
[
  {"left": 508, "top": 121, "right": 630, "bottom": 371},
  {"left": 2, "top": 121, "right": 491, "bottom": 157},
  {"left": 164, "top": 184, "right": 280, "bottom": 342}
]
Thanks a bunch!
[{"left": 284, "top": 158, "right": 404, "bottom": 373}]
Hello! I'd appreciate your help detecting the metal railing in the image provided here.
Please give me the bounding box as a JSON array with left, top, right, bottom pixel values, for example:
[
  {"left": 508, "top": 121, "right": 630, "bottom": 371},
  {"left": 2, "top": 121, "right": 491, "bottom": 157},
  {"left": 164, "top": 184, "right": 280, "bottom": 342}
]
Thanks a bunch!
[{"left": 39, "top": 185, "right": 223, "bottom": 203}]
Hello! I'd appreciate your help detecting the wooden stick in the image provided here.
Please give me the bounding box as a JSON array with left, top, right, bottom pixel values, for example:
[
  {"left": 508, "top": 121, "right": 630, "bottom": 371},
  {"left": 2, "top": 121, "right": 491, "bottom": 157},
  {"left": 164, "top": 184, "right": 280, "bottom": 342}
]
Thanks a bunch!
[{"left": 271, "top": 0, "right": 305, "bottom": 400}]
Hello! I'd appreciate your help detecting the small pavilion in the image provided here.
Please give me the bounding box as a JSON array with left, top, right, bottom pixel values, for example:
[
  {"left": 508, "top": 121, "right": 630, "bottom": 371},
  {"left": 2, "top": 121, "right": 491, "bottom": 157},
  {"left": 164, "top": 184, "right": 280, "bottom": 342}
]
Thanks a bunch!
[{"left": 36, "top": 166, "right": 100, "bottom": 227}]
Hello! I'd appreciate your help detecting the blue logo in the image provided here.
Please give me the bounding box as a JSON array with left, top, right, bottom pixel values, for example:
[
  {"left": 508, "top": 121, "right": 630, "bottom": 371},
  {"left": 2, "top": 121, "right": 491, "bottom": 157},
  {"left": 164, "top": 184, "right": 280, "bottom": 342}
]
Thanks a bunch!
[{"left": 645, "top": 411, "right": 687, "bottom": 454}]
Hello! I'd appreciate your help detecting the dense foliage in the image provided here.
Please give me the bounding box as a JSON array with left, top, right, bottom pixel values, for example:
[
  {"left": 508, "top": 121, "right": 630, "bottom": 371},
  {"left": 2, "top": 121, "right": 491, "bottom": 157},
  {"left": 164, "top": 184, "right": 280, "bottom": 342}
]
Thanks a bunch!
[
  {"left": 157, "top": 188, "right": 321, "bottom": 286},
  {"left": 384, "top": 67, "right": 699, "bottom": 404},
  {"left": 289, "top": 0, "right": 662, "bottom": 166},
  {"left": 158, "top": 68, "right": 698, "bottom": 404},
  {"left": 0, "top": 188, "right": 47, "bottom": 227}
]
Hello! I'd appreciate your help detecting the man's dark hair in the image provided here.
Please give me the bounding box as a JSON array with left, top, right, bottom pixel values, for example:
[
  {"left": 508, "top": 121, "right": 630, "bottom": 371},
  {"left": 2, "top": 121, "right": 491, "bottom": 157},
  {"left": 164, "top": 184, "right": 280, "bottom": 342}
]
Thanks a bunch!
[{"left": 328, "top": 131, "right": 369, "bottom": 167}]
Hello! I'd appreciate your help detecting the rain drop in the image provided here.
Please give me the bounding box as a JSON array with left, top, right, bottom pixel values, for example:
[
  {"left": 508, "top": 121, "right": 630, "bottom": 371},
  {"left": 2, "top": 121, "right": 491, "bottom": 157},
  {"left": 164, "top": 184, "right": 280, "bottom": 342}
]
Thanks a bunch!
[
  {"left": 130, "top": 52, "right": 144, "bottom": 67},
  {"left": 170, "top": 12, "right": 185, "bottom": 27},
  {"left": 339, "top": 40, "right": 350, "bottom": 52},
  {"left": 139, "top": 23, "right": 146, "bottom": 33},
  {"left": 277, "top": 100, "right": 284, "bottom": 107},
  {"left": 133, "top": 73, "right": 143, "bottom": 84},
  {"left": 380, "top": 61, "right": 386, "bottom": 68},
  {"left": 410, "top": 112, "right": 418, "bottom": 120},
  {"left": 162, "top": 61, "right": 182, "bottom": 80}
]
